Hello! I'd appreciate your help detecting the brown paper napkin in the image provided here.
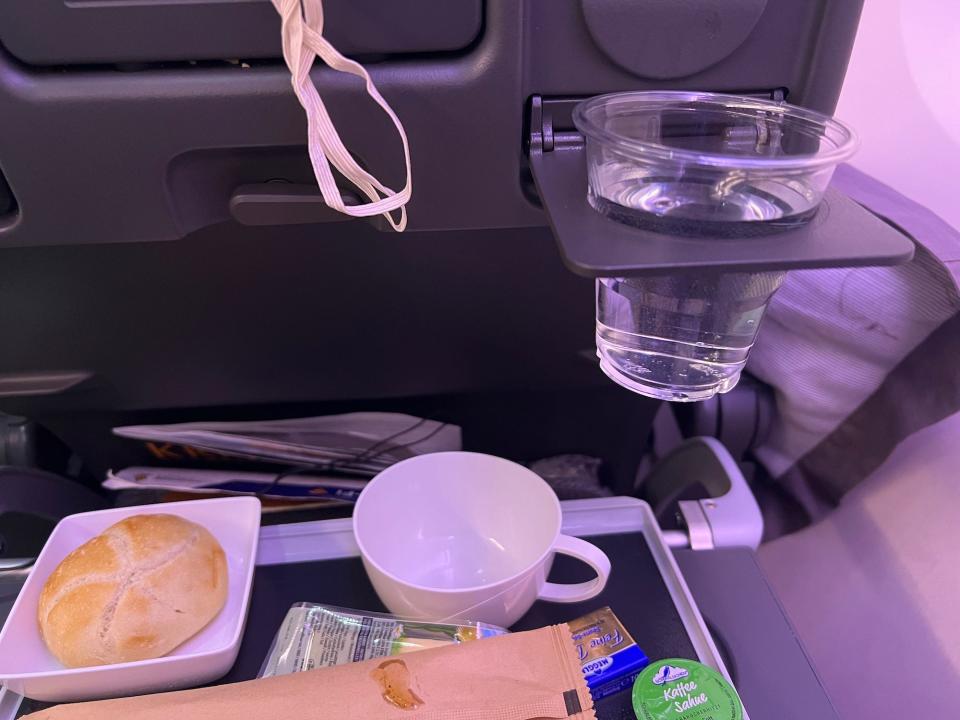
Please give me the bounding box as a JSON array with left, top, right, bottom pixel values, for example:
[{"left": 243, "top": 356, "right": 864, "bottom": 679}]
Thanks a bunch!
[{"left": 26, "top": 625, "right": 595, "bottom": 720}]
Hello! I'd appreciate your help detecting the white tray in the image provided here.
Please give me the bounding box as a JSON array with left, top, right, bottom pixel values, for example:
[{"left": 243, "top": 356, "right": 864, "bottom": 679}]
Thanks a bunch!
[
  {"left": 0, "top": 497, "right": 733, "bottom": 718},
  {"left": 0, "top": 498, "right": 260, "bottom": 704}
]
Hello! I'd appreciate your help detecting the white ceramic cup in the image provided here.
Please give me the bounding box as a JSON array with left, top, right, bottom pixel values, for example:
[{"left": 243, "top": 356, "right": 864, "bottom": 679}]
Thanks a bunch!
[{"left": 353, "top": 451, "right": 611, "bottom": 628}]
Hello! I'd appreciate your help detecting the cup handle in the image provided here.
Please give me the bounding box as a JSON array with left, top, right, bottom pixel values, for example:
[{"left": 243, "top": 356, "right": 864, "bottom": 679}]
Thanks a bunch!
[{"left": 536, "top": 534, "right": 612, "bottom": 603}]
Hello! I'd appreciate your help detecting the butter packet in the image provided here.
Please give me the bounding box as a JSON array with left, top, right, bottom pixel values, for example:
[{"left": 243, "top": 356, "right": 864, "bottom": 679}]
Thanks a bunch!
[
  {"left": 259, "top": 604, "right": 508, "bottom": 678},
  {"left": 568, "top": 606, "right": 649, "bottom": 700}
]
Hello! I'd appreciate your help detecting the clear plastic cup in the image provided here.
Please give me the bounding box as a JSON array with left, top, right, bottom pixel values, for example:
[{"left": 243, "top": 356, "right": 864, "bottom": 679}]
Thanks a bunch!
[
  {"left": 576, "top": 91, "right": 856, "bottom": 400},
  {"left": 595, "top": 271, "right": 785, "bottom": 402},
  {"left": 573, "top": 91, "right": 858, "bottom": 234}
]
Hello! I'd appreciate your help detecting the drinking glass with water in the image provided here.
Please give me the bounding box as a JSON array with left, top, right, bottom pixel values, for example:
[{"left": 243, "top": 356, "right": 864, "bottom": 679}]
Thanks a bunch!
[{"left": 595, "top": 271, "right": 785, "bottom": 401}]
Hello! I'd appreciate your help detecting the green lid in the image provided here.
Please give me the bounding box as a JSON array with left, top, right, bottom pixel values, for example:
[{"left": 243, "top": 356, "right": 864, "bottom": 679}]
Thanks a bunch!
[{"left": 632, "top": 658, "right": 743, "bottom": 720}]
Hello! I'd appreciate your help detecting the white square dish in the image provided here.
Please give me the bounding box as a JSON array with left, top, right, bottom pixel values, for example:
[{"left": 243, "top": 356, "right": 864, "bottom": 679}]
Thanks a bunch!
[{"left": 0, "top": 497, "right": 261, "bottom": 702}]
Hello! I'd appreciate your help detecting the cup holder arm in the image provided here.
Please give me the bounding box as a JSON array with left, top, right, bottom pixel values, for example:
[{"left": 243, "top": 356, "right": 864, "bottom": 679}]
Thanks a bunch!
[
  {"left": 641, "top": 437, "right": 763, "bottom": 550},
  {"left": 527, "top": 95, "right": 914, "bottom": 279}
]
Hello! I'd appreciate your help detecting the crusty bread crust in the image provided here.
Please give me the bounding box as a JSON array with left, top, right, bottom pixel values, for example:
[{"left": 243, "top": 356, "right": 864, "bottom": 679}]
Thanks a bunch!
[{"left": 37, "top": 514, "right": 228, "bottom": 668}]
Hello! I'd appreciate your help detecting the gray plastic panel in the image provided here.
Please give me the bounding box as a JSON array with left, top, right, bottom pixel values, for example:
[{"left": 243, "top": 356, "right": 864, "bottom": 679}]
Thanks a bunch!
[
  {"left": 530, "top": 141, "right": 915, "bottom": 276},
  {"left": 676, "top": 549, "right": 841, "bottom": 720},
  {"left": 0, "top": 0, "right": 867, "bottom": 250},
  {"left": 0, "top": 0, "right": 869, "bottom": 415},
  {"left": 0, "top": 222, "right": 606, "bottom": 413},
  {"left": 0, "top": 1, "right": 483, "bottom": 66},
  {"left": 581, "top": 0, "right": 769, "bottom": 80},
  {"left": 528, "top": 0, "right": 863, "bottom": 114},
  {"left": 0, "top": 1, "right": 541, "bottom": 249}
]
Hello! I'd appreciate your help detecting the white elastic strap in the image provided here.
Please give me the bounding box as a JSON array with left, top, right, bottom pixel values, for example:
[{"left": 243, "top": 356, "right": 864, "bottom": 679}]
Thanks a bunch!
[{"left": 271, "top": 0, "right": 412, "bottom": 231}]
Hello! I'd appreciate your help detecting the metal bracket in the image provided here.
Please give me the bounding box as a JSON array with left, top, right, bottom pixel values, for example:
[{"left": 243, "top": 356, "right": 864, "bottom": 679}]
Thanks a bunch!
[
  {"left": 531, "top": 90, "right": 786, "bottom": 155},
  {"left": 679, "top": 499, "right": 715, "bottom": 550},
  {"left": 529, "top": 96, "right": 585, "bottom": 154},
  {"left": 643, "top": 436, "right": 764, "bottom": 550}
]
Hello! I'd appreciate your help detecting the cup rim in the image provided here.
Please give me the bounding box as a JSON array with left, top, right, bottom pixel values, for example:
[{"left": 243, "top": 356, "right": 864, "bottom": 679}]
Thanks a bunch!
[
  {"left": 353, "top": 451, "right": 563, "bottom": 595},
  {"left": 572, "top": 90, "right": 859, "bottom": 171}
]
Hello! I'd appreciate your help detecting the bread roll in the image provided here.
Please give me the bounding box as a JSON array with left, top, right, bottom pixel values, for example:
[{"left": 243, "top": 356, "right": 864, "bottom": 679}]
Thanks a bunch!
[{"left": 38, "top": 514, "right": 228, "bottom": 668}]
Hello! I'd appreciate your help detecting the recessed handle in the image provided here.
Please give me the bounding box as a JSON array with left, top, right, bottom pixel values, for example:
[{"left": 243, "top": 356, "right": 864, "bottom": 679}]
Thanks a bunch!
[{"left": 229, "top": 183, "right": 361, "bottom": 226}]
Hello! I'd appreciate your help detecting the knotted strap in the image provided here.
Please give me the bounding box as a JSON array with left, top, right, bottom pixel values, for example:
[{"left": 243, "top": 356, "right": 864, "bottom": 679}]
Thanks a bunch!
[{"left": 271, "top": 0, "right": 412, "bottom": 231}]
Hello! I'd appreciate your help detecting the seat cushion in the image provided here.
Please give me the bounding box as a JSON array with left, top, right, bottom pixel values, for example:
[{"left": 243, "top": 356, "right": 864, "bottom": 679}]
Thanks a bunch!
[
  {"left": 746, "top": 164, "right": 960, "bottom": 506},
  {"left": 758, "top": 410, "right": 960, "bottom": 719}
]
